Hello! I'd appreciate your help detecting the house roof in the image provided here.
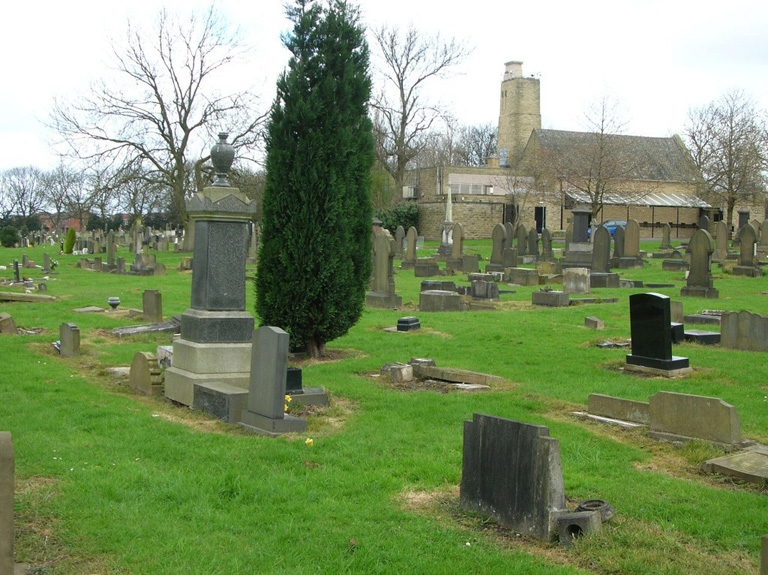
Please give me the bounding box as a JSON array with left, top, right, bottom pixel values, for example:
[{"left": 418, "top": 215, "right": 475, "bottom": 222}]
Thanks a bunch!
[
  {"left": 531, "top": 129, "right": 702, "bottom": 183},
  {"left": 566, "top": 189, "right": 710, "bottom": 208}
]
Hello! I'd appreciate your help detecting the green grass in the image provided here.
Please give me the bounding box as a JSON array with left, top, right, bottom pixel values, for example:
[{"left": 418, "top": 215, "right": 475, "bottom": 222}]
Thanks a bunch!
[{"left": 2, "top": 241, "right": 767, "bottom": 574}]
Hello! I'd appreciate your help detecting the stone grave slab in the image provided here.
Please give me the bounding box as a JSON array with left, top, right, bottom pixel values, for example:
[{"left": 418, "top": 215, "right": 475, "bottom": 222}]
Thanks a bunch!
[
  {"left": 683, "top": 330, "right": 720, "bottom": 345},
  {"left": 419, "top": 290, "right": 462, "bottom": 312},
  {"left": 0, "top": 314, "right": 16, "bottom": 335},
  {"left": 531, "top": 290, "right": 569, "bottom": 307},
  {"left": 701, "top": 445, "right": 768, "bottom": 485},
  {"left": 193, "top": 381, "right": 249, "bottom": 424},
  {"left": 588, "top": 393, "right": 650, "bottom": 424},
  {"left": 412, "top": 365, "right": 503, "bottom": 386},
  {"left": 649, "top": 391, "right": 752, "bottom": 448},
  {"left": 460, "top": 414, "right": 568, "bottom": 541}
]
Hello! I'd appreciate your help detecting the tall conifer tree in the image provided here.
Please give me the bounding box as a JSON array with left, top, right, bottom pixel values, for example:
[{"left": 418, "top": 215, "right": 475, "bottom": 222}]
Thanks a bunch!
[{"left": 256, "top": 0, "right": 374, "bottom": 357}]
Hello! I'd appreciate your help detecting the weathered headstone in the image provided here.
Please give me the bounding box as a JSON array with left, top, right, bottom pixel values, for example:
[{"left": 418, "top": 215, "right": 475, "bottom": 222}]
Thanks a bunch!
[
  {"left": 394, "top": 225, "right": 405, "bottom": 257},
  {"left": 366, "top": 229, "right": 402, "bottom": 309},
  {"left": 626, "top": 293, "right": 689, "bottom": 374},
  {"left": 698, "top": 214, "right": 711, "bottom": 232},
  {"left": 516, "top": 223, "right": 528, "bottom": 256},
  {"left": 164, "top": 134, "right": 258, "bottom": 406},
  {"left": 129, "top": 352, "right": 164, "bottom": 397},
  {"left": 714, "top": 220, "right": 729, "bottom": 261},
  {"left": 401, "top": 226, "right": 418, "bottom": 269},
  {"left": 619, "top": 219, "right": 642, "bottom": 268},
  {"left": 563, "top": 268, "right": 590, "bottom": 294},
  {"left": 540, "top": 228, "right": 553, "bottom": 260},
  {"left": 504, "top": 222, "right": 515, "bottom": 248},
  {"left": 486, "top": 223, "right": 507, "bottom": 272},
  {"left": 0, "top": 432, "right": 13, "bottom": 575},
  {"left": 12, "top": 260, "right": 20, "bottom": 283},
  {"left": 450, "top": 222, "right": 464, "bottom": 261},
  {"left": 59, "top": 322, "right": 80, "bottom": 357},
  {"left": 649, "top": 391, "right": 751, "bottom": 448},
  {"left": 591, "top": 225, "right": 611, "bottom": 273},
  {"left": 659, "top": 223, "right": 672, "bottom": 250},
  {"left": 585, "top": 316, "right": 604, "bottom": 330},
  {"left": 419, "top": 290, "right": 462, "bottom": 312},
  {"left": 460, "top": 414, "right": 568, "bottom": 542},
  {"left": 107, "top": 230, "right": 116, "bottom": 268},
  {"left": 43, "top": 252, "right": 51, "bottom": 273},
  {"left": 733, "top": 223, "right": 762, "bottom": 277},
  {"left": 142, "top": 290, "right": 163, "bottom": 323},
  {"left": 0, "top": 313, "right": 16, "bottom": 335},
  {"left": 721, "top": 310, "right": 768, "bottom": 352},
  {"left": 562, "top": 208, "right": 593, "bottom": 268},
  {"left": 564, "top": 223, "right": 573, "bottom": 252},
  {"left": 681, "top": 229, "right": 719, "bottom": 298},
  {"left": 526, "top": 227, "right": 539, "bottom": 257},
  {"left": 240, "top": 326, "right": 307, "bottom": 435}
]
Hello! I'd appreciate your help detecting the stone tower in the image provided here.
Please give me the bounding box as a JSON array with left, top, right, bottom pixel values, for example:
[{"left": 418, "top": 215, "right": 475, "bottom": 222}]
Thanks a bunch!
[{"left": 497, "top": 61, "right": 541, "bottom": 168}]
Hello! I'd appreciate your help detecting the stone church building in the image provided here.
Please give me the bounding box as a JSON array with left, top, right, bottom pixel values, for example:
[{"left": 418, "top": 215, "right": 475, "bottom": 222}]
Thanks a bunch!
[{"left": 409, "top": 61, "right": 743, "bottom": 240}]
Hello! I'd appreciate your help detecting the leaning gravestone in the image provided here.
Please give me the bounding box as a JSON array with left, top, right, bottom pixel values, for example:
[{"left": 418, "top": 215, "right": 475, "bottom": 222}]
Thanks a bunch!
[
  {"left": 240, "top": 326, "right": 307, "bottom": 435},
  {"left": 59, "top": 323, "right": 80, "bottom": 357},
  {"left": 626, "top": 293, "right": 689, "bottom": 374},
  {"left": 0, "top": 432, "right": 12, "bottom": 575},
  {"left": 681, "top": 229, "right": 718, "bottom": 299},
  {"left": 460, "top": 414, "right": 567, "bottom": 542}
]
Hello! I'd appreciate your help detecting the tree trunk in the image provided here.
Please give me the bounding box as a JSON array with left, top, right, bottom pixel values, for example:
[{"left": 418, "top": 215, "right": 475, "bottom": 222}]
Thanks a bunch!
[{"left": 307, "top": 337, "right": 326, "bottom": 359}]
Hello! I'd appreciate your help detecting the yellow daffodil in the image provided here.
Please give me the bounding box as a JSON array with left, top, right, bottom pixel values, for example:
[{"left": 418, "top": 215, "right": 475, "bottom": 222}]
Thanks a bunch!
[{"left": 305, "top": 438, "right": 314, "bottom": 447}]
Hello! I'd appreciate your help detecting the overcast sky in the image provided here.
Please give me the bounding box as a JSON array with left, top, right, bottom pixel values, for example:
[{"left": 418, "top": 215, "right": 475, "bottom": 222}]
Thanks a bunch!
[{"left": 2, "top": 0, "right": 767, "bottom": 172}]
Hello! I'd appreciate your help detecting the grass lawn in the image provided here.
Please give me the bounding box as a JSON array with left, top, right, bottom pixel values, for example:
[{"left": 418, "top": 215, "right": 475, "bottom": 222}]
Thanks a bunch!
[{"left": 1, "top": 239, "right": 767, "bottom": 574}]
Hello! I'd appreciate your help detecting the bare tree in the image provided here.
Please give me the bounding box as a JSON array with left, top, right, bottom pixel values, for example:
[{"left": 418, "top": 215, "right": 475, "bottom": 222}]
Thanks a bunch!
[
  {"left": 4, "top": 167, "right": 46, "bottom": 220},
  {"left": 50, "top": 6, "right": 267, "bottom": 225},
  {"left": 684, "top": 90, "right": 768, "bottom": 232},
  {"left": 371, "top": 26, "right": 469, "bottom": 202},
  {"left": 115, "top": 164, "right": 169, "bottom": 222},
  {"left": 40, "top": 164, "right": 84, "bottom": 233},
  {"left": 455, "top": 122, "right": 497, "bottom": 167},
  {"left": 0, "top": 171, "right": 18, "bottom": 224},
  {"left": 533, "top": 96, "right": 646, "bottom": 219}
]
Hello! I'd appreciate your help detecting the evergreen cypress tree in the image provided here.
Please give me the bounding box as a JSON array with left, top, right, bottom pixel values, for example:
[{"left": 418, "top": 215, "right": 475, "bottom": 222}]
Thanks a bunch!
[{"left": 256, "top": 0, "right": 374, "bottom": 357}]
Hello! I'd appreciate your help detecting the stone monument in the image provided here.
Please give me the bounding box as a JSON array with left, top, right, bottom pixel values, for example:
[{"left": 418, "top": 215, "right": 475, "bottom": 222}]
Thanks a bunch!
[
  {"left": 733, "top": 222, "right": 762, "bottom": 277},
  {"left": 164, "top": 133, "right": 258, "bottom": 406},
  {"left": 625, "top": 293, "right": 690, "bottom": 375},
  {"left": 366, "top": 228, "right": 402, "bottom": 309},
  {"left": 681, "top": 229, "right": 719, "bottom": 298},
  {"left": 486, "top": 223, "right": 507, "bottom": 273},
  {"left": 240, "top": 326, "right": 307, "bottom": 435},
  {"left": 562, "top": 207, "right": 592, "bottom": 268}
]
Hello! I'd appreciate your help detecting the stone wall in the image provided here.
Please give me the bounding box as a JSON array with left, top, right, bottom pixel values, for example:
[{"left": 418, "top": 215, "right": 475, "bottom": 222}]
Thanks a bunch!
[{"left": 419, "top": 200, "right": 506, "bottom": 240}]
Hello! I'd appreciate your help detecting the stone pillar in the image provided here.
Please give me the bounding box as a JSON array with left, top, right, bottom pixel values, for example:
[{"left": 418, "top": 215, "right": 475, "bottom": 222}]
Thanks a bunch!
[
  {"left": 12, "top": 260, "right": 20, "bottom": 283},
  {"left": 142, "top": 290, "right": 163, "bottom": 323},
  {"left": 164, "top": 142, "right": 258, "bottom": 406},
  {"left": 59, "top": 323, "right": 80, "bottom": 358},
  {"left": 0, "top": 433, "right": 12, "bottom": 575},
  {"left": 107, "top": 230, "right": 116, "bottom": 268},
  {"left": 240, "top": 326, "right": 307, "bottom": 435}
]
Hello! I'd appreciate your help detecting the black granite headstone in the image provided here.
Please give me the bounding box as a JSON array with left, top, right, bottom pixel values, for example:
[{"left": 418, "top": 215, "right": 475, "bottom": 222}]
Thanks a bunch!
[
  {"left": 626, "top": 293, "right": 689, "bottom": 370},
  {"left": 396, "top": 317, "right": 421, "bottom": 332}
]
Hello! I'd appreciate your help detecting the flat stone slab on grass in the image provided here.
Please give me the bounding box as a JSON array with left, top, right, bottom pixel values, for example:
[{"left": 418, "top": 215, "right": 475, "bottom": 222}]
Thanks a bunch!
[
  {"left": 683, "top": 330, "right": 721, "bottom": 345},
  {"left": 702, "top": 445, "right": 768, "bottom": 485},
  {"left": 73, "top": 306, "right": 106, "bottom": 313},
  {"left": 0, "top": 292, "right": 56, "bottom": 302},
  {"left": 412, "top": 364, "right": 503, "bottom": 386}
]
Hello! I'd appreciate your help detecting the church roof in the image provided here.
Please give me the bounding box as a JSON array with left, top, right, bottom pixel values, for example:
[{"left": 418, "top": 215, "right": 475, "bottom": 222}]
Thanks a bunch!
[{"left": 530, "top": 129, "right": 701, "bottom": 183}]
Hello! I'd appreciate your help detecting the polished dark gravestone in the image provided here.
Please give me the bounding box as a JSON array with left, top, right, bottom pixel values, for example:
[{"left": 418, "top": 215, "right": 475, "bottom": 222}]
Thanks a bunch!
[
  {"left": 626, "top": 293, "right": 690, "bottom": 374},
  {"left": 460, "top": 414, "right": 568, "bottom": 541}
]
